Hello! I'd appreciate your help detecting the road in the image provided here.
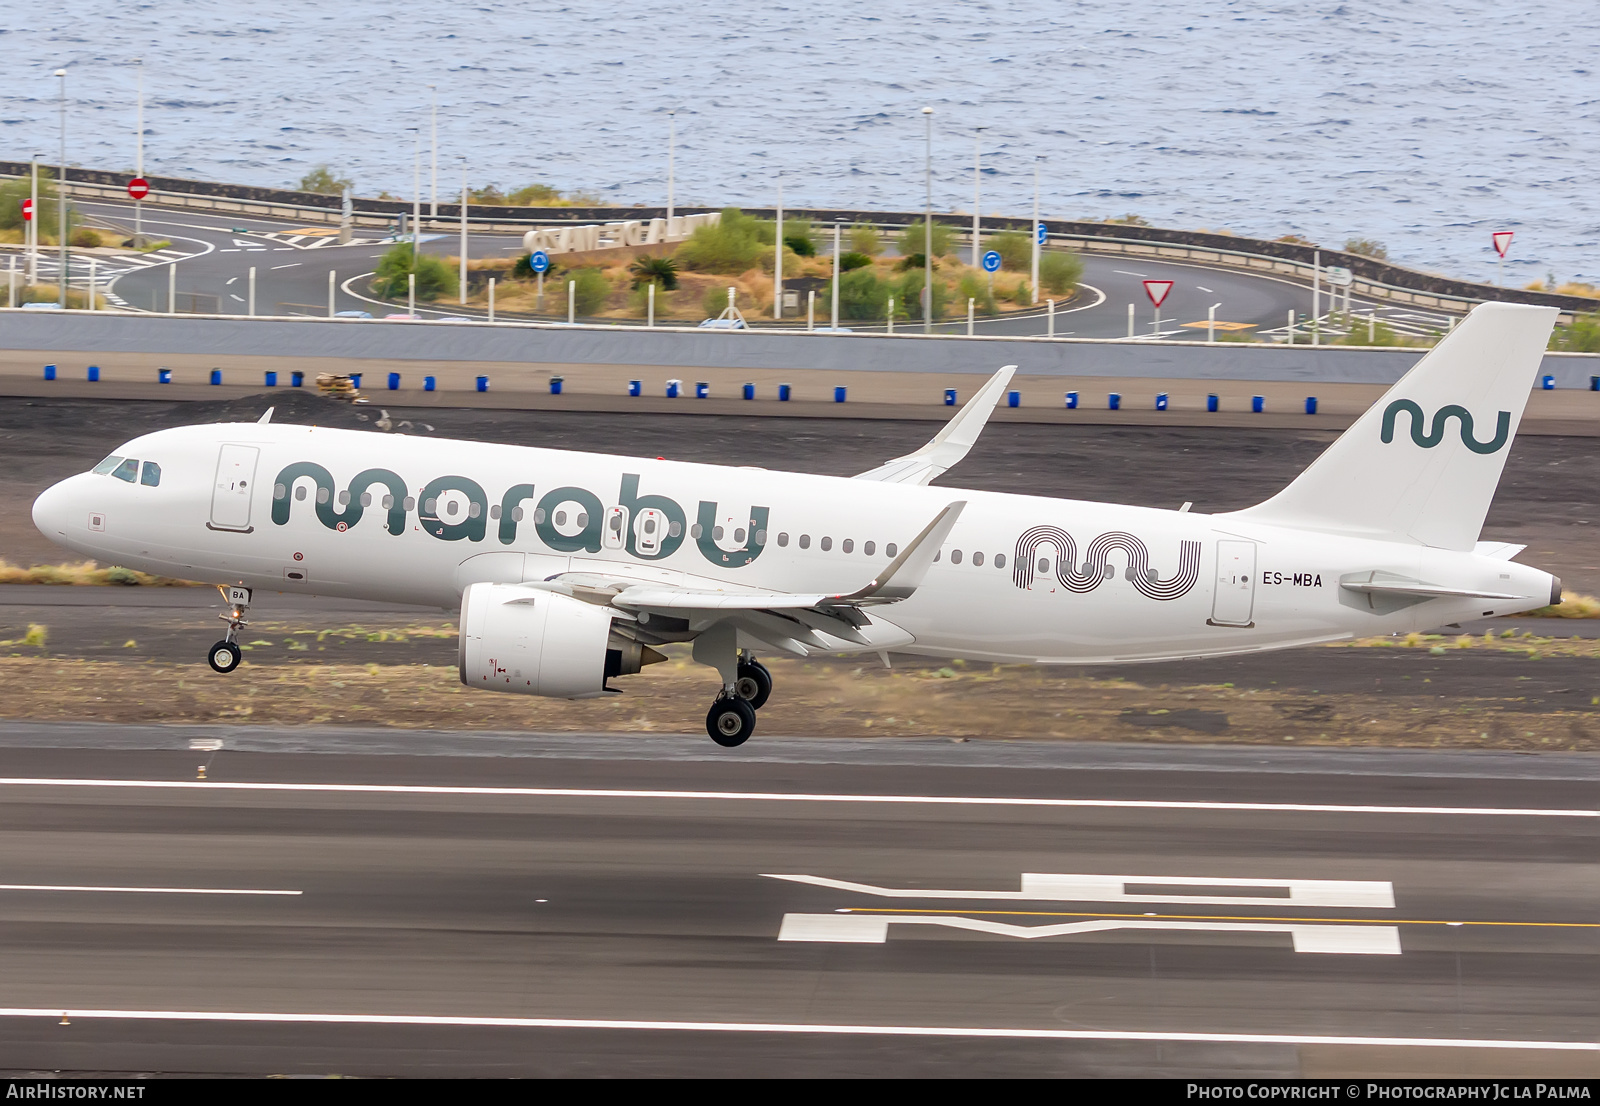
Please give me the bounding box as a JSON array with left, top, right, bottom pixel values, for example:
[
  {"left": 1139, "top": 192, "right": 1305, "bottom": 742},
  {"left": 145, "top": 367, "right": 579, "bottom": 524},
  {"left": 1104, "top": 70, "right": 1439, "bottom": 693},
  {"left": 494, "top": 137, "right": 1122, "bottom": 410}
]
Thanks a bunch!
[
  {"left": 35, "top": 197, "right": 1459, "bottom": 341},
  {"left": 0, "top": 728, "right": 1592, "bottom": 1077}
]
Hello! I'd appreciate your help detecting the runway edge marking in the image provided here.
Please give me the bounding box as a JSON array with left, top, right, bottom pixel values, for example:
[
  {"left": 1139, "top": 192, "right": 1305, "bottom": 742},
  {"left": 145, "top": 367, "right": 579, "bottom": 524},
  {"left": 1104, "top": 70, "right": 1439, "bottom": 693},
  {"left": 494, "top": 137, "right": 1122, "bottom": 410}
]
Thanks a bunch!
[
  {"left": 0, "top": 778, "right": 1591, "bottom": 818},
  {"left": 0, "top": 1008, "right": 1591, "bottom": 1050}
]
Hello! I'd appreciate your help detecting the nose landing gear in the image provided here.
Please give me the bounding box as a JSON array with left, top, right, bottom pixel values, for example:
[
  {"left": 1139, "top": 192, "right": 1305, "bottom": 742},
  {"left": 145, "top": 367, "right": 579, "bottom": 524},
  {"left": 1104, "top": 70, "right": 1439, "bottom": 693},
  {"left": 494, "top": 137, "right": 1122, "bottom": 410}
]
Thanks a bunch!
[{"left": 207, "top": 585, "right": 252, "bottom": 674}]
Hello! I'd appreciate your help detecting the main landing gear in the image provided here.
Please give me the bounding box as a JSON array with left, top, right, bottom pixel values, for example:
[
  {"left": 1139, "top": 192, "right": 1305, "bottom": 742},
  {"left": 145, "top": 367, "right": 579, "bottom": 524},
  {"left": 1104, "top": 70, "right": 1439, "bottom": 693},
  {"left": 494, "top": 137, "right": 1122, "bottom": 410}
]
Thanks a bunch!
[
  {"left": 704, "top": 652, "right": 773, "bottom": 747},
  {"left": 207, "top": 585, "right": 252, "bottom": 674}
]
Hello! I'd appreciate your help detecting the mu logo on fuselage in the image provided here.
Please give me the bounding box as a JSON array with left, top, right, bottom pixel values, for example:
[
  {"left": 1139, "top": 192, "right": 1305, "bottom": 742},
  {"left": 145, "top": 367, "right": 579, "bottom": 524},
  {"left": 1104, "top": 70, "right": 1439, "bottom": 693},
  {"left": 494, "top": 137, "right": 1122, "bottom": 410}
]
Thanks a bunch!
[
  {"left": 1380, "top": 400, "right": 1511, "bottom": 455},
  {"left": 1013, "top": 526, "right": 1201, "bottom": 601}
]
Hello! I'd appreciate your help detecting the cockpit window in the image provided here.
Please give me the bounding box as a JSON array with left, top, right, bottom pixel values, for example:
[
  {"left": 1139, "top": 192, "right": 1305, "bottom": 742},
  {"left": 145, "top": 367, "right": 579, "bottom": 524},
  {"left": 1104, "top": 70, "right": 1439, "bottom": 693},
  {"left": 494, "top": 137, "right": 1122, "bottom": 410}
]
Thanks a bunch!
[
  {"left": 111, "top": 458, "right": 140, "bottom": 483},
  {"left": 140, "top": 461, "right": 161, "bottom": 487},
  {"left": 92, "top": 455, "right": 123, "bottom": 475}
]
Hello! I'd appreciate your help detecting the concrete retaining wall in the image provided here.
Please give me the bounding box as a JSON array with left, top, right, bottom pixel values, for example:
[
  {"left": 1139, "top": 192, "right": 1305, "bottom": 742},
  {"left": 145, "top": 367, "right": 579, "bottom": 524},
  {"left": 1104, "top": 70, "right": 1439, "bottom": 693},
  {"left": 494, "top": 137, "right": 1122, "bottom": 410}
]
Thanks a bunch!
[{"left": 0, "top": 311, "right": 1594, "bottom": 387}]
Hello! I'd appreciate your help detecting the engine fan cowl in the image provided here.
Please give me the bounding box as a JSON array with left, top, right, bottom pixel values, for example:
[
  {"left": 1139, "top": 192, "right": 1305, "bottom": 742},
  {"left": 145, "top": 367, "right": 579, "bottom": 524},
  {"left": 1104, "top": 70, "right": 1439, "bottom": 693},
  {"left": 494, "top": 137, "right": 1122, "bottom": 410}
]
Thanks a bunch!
[{"left": 459, "top": 582, "right": 615, "bottom": 699}]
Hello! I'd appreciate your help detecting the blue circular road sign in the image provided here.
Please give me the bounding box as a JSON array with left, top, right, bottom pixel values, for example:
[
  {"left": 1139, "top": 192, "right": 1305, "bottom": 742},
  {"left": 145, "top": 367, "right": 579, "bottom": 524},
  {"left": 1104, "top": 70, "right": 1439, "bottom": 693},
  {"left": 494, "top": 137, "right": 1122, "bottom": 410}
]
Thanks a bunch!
[
  {"left": 530, "top": 250, "right": 550, "bottom": 274},
  {"left": 1036, "top": 222, "right": 1048, "bottom": 245},
  {"left": 981, "top": 250, "right": 1002, "bottom": 273}
]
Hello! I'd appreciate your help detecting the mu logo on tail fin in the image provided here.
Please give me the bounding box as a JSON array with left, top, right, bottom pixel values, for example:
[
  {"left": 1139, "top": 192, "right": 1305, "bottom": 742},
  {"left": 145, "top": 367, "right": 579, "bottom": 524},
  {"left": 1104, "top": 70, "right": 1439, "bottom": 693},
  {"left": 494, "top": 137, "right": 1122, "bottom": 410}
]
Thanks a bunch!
[{"left": 1380, "top": 400, "right": 1511, "bottom": 455}]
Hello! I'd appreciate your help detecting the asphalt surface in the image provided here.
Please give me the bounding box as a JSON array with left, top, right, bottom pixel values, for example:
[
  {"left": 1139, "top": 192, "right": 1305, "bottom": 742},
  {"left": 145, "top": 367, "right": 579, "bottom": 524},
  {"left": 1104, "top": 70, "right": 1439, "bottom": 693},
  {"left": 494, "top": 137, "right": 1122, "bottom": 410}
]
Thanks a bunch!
[
  {"left": 0, "top": 729, "right": 1592, "bottom": 1078},
  {"left": 48, "top": 197, "right": 1452, "bottom": 340}
]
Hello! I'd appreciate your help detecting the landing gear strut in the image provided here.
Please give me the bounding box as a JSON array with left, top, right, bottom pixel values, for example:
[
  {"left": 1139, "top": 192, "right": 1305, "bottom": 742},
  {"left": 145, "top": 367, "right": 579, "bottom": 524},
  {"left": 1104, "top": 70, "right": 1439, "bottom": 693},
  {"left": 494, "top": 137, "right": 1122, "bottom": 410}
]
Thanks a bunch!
[{"left": 207, "top": 585, "right": 251, "bottom": 674}]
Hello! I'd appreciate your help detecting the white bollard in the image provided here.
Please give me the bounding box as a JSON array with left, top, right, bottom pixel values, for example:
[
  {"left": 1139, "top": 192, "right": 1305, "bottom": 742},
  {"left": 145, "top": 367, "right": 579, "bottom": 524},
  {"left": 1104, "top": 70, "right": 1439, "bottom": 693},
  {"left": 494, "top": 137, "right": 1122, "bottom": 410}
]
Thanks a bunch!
[
  {"left": 1127, "top": 303, "right": 1134, "bottom": 338},
  {"left": 1207, "top": 302, "right": 1217, "bottom": 344},
  {"left": 967, "top": 297, "right": 975, "bottom": 336},
  {"left": 168, "top": 263, "right": 176, "bottom": 314},
  {"left": 328, "top": 270, "right": 336, "bottom": 317},
  {"left": 648, "top": 281, "right": 655, "bottom": 328},
  {"left": 249, "top": 267, "right": 256, "bottom": 316},
  {"left": 807, "top": 290, "right": 815, "bottom": 332},
  {"left": 887, "top": 296, "right": 894, "bottom": 335},
  {"left": 408, "top": 272, "right": 416, "bottom": 317},
  {"left": 1047, "top": 298, "right": 1055, "bottom": 338},
  {"left": 568, "top": 279, "right": 575, "bottom": 324},
  {"left": 87, "top": 257, "right": 96, "bottom": 310},
  {"left": 1286, "top": 308, "right": 1295, "bottom": 344},
  {"left": 488, "top": 277, "right": 496, "bottom": 323},
  {"left": 7, "top": 255, "right": 14, "bottom": 309}
]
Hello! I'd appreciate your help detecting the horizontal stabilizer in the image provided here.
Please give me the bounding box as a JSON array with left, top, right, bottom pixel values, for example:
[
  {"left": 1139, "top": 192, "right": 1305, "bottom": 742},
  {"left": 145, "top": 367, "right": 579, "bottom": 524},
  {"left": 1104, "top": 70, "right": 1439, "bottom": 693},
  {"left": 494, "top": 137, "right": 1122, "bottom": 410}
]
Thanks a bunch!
[
  {"left": 1339, "top": 571, "right": 1523, "bottom": 601},
  {"left": 854, "top": 366, "right": 1016, "bottom": 485}
]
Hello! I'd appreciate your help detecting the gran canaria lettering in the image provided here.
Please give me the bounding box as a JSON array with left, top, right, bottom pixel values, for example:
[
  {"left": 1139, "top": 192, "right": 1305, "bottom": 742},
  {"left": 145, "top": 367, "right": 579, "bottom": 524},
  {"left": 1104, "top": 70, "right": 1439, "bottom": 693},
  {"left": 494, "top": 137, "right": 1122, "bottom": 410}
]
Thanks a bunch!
[
  {"left": 270, "top": 466, "right": 769, "bottom": 569},
  {"left": 1380, "top": 399, "right": 1511, "bottom": 455}
]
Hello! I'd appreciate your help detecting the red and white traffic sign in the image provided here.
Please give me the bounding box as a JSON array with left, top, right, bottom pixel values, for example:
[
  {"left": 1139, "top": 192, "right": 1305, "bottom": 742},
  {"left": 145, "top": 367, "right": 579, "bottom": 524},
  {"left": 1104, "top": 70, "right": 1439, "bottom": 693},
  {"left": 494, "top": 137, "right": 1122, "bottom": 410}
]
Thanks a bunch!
[
  {"left": 127, "top": 177, "right": 150, "bottom": 200},
  {"left": 19, "top": 198, "right": 32, "bottom": 222},
  {"left": 1492, "top": 231, "right": 1514, "bottom": 257},
  {"left": 1143, "top": 279, "right": 1174, "bottom": 308}
]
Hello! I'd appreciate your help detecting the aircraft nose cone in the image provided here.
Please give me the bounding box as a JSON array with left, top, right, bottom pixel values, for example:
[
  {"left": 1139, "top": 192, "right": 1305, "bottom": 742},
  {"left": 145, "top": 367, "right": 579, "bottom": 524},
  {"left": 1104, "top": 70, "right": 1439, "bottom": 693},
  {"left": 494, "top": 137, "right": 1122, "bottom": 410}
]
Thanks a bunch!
[{"left": 32, "top": 478, "right": 78, "bottom": 539}]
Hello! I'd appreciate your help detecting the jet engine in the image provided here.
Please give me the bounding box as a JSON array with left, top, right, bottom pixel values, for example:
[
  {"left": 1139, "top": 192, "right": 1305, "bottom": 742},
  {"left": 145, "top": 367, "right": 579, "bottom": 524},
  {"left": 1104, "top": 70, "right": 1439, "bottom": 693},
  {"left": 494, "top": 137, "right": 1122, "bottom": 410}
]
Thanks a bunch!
[{"left": 458, "top": 582, "right": 664, "bottom": 698}]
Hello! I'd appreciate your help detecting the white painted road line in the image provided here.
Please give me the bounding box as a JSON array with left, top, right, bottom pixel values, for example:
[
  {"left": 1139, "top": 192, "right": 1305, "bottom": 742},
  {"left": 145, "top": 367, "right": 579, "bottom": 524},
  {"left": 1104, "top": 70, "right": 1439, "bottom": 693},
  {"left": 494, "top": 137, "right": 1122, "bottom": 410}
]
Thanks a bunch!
[
  {"left": 766, "top": 873, "right": 1395, "bottom": 908},
  {"left": 0, "top": 1008, "right": 1589, "bottom": 1050},
  {"left": 0, "top": 884, "right": 300, "bottom": 896},
  {"left": 0, "top": 778, "right": 1591, "bottom": 818},
  {"left": 776, "top": 913, "right": 1403, "bottom": 954}
]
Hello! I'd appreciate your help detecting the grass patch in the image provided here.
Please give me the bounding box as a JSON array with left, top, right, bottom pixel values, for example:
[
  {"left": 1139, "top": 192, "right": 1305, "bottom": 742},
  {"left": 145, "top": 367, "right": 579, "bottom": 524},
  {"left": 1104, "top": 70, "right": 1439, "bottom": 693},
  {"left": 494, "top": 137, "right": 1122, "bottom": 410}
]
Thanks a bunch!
[{"left": 0, "top": 559, "right": 199, "bottom": 586}]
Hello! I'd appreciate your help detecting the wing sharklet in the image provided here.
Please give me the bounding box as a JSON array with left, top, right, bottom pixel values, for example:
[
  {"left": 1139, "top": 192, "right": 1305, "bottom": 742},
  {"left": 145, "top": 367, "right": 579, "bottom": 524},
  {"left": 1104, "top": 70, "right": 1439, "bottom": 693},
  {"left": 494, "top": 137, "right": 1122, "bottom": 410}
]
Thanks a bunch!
[{"left": 853, "top": 365, "right": 1017, "bottom": 485}]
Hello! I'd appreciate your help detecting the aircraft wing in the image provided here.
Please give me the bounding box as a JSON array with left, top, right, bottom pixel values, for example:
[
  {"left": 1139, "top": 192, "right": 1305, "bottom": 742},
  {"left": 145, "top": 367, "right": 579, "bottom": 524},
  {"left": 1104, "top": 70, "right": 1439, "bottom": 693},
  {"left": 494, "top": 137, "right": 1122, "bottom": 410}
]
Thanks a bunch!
[{"left": 853, "top": 365, "right": 1016, "bottom": 485}]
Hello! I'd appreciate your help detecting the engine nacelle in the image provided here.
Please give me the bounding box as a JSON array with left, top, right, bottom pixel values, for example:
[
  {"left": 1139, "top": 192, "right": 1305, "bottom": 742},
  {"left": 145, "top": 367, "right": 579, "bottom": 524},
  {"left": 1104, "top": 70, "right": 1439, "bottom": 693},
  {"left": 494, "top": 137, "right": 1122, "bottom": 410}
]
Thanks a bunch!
[{"left": 458, "top": 583, "right": 626, "bottom": 699}]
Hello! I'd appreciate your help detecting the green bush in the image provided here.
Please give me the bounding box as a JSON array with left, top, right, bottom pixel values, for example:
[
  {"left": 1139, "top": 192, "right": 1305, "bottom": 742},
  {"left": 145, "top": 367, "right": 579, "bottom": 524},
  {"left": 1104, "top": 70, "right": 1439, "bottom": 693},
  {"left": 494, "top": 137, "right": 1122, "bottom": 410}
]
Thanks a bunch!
[
  {"left": 298, "top": 166, "right": 352, "bottom": 195},
  {"left": 676, "top": 208, "right": 767, "bottom": 273},
  {"left": 957, "top": 273, "right": 998, "bottom": 316},
  {"left": 1344, "top": 237, "right": 1388, "bottom": 261},
  {"left": 566, "top": 268, "right": 612, "bottom": 315},
  {"left": 370, "top": 243, "right": 459, "bottom": 301},
  {"left": 70, "top": 227, "right": 102, "bottom": 248},
  {"left": 773, "top": 217, "right": 815, "bottom": 256},
  {"left": 896, "top": 222, "right": 954, "bottom": 259},
  {"left": 1334, "top": 313, "right": 1407, "bottom": 347},
  {"left": 896, "top": 269, "right": 949, "bottom": 321},
  {"left": 629, "top": 255, "right": 679, "bottom": 290},
  {"left": 0, "top": 170, "right": 69, "bottom": 237},
  {"left": 848, "top": 224, "right": 882, "bottom": 256},
  {"left": 989, "top": 230, "right": 1031, "bottom": 271},
  {"left": 838, "top": 251, "right": 872, "bottom": 272},
  {"left": 1549, "top": 311, "right": 1600, "bottom": 353},
  {"left": 629, "top": 282, "right": 670, "bottom": 316},
  {"left": 1038, "top": 251, "right": 1084, "bottom": 295},
  {"left": 835, "top": 268, "right": 892, "bottom": 320},
  {"left": 1009, "top": 280, "right": 1033, "bottom": 305}
]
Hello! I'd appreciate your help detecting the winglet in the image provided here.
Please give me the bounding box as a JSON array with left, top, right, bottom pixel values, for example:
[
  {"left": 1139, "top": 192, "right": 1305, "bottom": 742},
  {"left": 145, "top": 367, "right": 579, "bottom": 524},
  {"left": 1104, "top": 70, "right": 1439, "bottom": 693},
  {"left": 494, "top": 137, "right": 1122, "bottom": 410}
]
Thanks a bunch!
[
  {"left": 832, "top": 501, "right": 966, "bottom": 605},
  {"left": 853, "top": 366, "right": 1017, "bottom": 485},
  {"left": 257, "top": 407, "right": 275, "bottom": 424}
]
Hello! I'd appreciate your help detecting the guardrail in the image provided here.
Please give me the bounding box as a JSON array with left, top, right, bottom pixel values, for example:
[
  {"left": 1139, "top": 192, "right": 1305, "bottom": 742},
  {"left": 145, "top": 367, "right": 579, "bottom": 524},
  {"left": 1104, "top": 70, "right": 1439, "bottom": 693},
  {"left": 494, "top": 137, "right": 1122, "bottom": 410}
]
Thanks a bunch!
[{"left": 4, "top": 161, "right": 1596, "bottom": 320}]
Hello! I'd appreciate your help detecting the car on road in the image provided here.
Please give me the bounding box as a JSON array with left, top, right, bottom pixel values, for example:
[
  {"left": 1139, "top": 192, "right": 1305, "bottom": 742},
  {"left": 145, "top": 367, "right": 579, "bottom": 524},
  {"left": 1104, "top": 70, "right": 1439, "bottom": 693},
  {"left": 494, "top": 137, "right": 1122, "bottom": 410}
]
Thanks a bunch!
[
  {"left": 697, "top": 317, "right": 748, "bottom": 330},
  {"left": 433, "top": 316, "right": 476, "bottom": 324},
  {"left": 19, "top": 302, "right": 63, "bottom": 311},
  {"left": 333, "top": 310, "right": 373, "bottom": 319},
  {"left": 383, "top": 313, "right": 420, "bottom": 321}
]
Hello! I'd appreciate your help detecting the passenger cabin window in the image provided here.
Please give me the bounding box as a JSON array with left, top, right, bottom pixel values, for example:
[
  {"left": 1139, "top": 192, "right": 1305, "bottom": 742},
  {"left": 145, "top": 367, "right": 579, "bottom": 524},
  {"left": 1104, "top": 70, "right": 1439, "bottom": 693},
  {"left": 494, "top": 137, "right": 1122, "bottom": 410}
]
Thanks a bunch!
[
  {"left": 995, "top": 553, "right": 1006, "bottom": 569},
  {"left": 820, "top": 536, "right": 832, "bottom": 551},
  {"left": 111, "top": 458, "right": 139, "bottom": 483},
  {"left": 139, "top": 461, "right": 161, "bottom": 487},
  {"left": 864, "top": 541, "right": 875, "bottom": 556},
  {"left": 777, "top": 532, "right": 789, "bottom": 547},
  {"left": 886, "top": 543, "right": 898, "bottom": 557},
  {"left": 798, "top": 534, "right": 810, "bottom": 549},
  {"left": 972, "top": 551, "right": 984, "bottom": 566},
  {"left": 950, "top": 549, "right": 962, "bottom": 564},
  {"left": 842, "top": 539, "right": 854, "bottom": 553}
]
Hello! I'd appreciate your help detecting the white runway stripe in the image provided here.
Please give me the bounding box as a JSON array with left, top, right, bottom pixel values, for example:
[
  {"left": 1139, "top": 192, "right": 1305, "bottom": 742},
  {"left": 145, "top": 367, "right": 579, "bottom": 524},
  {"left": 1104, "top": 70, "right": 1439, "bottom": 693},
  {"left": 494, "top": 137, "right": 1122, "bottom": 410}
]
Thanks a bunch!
[
  {"left": 0, "top": 883, "right": 299, "bottom": 896},
  {"left": 0, "top": 1008, "right": 1590, "bottom": 1050},
  {"left": 0, "top": 777, "right": 1591, "bottom": 818}
]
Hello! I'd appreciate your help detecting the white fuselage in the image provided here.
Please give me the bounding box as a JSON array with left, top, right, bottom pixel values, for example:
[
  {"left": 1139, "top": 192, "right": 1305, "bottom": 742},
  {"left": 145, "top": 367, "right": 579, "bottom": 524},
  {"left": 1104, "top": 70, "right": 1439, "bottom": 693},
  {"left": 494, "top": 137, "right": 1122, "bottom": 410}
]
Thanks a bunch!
[{"left": 32, "top": 422, "right": 1554, "bottom": 664}]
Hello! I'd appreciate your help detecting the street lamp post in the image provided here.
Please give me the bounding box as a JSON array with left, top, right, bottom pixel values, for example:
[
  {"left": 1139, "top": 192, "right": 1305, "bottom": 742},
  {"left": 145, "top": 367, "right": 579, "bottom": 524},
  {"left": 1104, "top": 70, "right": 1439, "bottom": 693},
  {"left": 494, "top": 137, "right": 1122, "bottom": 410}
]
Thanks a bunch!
[
  {"left": 922, "top": 106, "right": 933, "bottom": 334},
  {"left": 1030, "top": 157, "right": 1041, "bottom": 305},
  {"left": 27, "top": 156, "right": 38, "bottom": 285},
  {"left": 410, "top": 128, "right": 421, "bottom": 270},
  {"left": 429, "top": 86, "right": 438, "bottom": 220},
  {"left": 773, "top": 175, "right": 783, "bottom": 319},
  {"left": 133, "top": 57, "right": 143, "bottom": 246},
  {"left": 971, "top": 127, "right": 983, "bottom": 269},
  {"left": 458, "top": 157, "right": 467, "bottom": 306},
  {"left": 666, "top": 110, "right": 676, "bottom": 227},
  {"left": 56, "top": 69, "right": 67, "bottom": 309},
  {"left": 830, "top": 222, "right": 841, "bottom": 330}
]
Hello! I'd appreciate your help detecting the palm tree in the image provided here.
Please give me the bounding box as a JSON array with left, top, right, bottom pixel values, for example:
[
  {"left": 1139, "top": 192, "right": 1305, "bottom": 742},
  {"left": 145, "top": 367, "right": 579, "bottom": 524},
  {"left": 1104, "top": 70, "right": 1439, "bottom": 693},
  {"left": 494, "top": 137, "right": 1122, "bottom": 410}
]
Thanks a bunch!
[{"left": 629, "top": 255, "right": 679, "bottom": 290}]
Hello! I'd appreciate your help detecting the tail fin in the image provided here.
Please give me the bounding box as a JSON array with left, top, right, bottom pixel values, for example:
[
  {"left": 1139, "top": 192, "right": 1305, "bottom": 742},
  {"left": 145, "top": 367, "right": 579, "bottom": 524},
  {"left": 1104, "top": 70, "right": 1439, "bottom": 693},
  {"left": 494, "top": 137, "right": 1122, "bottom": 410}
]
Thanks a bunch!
[{"left": 1228, "top": 302, "right": 1557, "bottom": 550}]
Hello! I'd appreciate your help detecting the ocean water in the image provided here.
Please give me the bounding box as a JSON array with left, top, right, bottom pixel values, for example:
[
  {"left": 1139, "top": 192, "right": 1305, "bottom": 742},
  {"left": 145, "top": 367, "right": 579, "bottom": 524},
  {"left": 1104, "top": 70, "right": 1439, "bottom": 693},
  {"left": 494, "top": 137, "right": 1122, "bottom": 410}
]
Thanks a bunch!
[{"left": 2, "top": 1, "right": 1597, "bottom": 284}]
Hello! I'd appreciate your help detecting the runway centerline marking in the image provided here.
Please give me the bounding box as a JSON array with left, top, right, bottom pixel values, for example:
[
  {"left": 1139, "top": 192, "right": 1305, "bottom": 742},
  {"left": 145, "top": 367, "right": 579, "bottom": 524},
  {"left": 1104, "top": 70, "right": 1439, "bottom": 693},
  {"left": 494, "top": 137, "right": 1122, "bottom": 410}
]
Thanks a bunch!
[
  {"left": 0, "top": 884, "right": 300, "bottom": 896},
  {"left": 0, "top": 777, "right": 1590, "bottom": 819},
  {"left": 0, "top": 1008, "right": 1590, "bottom": 1051},
  {"left": 840, "top": 908, "right": 1599, "bottom": 929}
]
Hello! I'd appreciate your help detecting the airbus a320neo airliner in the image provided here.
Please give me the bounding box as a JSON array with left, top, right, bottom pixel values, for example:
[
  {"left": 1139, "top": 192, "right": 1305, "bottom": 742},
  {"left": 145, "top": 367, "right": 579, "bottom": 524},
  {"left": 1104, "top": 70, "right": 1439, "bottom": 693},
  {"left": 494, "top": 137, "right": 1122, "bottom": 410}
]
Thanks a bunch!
[{"left": 32, "top": 303, "right": 1561, "bottom": 746}]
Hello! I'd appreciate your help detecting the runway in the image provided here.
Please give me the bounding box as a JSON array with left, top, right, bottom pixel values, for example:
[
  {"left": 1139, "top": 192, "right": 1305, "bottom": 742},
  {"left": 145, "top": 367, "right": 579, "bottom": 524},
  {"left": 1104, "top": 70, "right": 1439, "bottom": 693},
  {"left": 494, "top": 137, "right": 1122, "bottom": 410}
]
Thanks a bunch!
[{"left": 0, "top": 728, "right": 1592, "bottom": 1077}]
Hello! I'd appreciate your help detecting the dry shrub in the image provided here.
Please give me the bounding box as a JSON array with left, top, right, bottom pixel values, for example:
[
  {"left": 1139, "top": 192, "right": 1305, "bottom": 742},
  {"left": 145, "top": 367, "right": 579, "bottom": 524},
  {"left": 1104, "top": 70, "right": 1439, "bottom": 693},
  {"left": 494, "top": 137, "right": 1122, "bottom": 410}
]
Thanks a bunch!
[{"left": 0, "top": 559, "right": 198, "bottom": 587}]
